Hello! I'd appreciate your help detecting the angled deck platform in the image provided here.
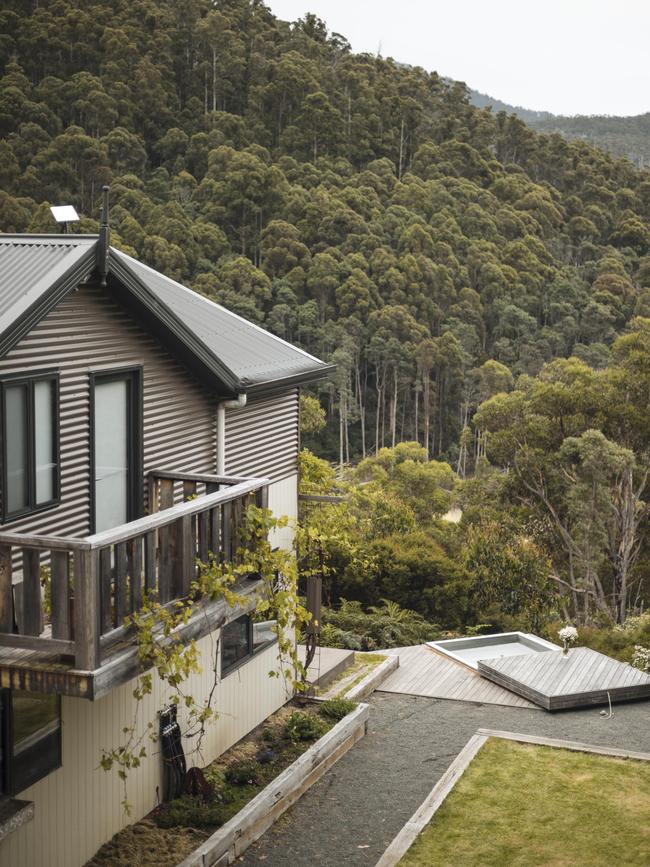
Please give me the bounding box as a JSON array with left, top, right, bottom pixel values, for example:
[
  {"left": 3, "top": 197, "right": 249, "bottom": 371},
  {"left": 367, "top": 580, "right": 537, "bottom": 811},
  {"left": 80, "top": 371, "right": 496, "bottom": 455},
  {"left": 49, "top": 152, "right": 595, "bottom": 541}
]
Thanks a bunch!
[
  {"left": 478, "top": 646, "right": 650, "bottom": 710},
  {"left": 377, "top": 645, "right": 538, "bottom": 709}
]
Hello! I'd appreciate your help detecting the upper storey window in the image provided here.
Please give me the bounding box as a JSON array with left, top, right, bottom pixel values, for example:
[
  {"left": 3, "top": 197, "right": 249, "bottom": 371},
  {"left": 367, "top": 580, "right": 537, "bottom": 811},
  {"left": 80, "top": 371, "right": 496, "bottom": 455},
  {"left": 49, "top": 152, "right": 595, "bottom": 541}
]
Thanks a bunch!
[{"left": 1, "top": 373, "right": 59, "bottom": 522}]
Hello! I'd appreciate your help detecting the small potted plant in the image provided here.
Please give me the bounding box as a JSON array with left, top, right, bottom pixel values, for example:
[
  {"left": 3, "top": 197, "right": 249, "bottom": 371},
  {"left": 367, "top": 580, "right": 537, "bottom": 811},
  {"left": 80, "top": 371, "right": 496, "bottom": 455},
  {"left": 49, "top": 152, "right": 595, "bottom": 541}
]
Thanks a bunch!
[{"left": 558, "top": 625, "right": 578, "bottom": 656}]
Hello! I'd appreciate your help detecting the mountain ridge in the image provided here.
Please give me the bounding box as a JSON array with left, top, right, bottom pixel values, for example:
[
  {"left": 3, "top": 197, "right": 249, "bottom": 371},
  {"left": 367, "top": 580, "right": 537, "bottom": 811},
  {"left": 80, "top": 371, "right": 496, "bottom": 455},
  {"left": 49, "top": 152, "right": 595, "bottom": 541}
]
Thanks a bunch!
[{"left": 469, "top": 87, "right": 650, "bottom": 166}]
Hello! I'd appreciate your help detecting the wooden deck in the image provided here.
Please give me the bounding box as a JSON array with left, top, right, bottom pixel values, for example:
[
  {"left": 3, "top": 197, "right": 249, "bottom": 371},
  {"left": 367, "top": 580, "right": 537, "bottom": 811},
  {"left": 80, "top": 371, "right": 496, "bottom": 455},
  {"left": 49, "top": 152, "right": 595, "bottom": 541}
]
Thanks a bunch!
[
  {"left": 0, "top": 578, "right": 263, "bottom": 699},
  {"left": 478, "top": 646, "right": 650, "bottom": 710},
  {"left": 376, "top": 645, "right": 538, "bottom": 709}
]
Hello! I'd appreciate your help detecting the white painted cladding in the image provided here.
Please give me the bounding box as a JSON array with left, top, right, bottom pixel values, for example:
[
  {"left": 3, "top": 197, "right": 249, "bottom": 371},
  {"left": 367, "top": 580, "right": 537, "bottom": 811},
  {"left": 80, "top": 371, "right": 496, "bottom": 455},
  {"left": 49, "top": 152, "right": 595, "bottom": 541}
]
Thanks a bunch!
[{"left": 0, "top": 474, "right": 299, "bottom": 867}]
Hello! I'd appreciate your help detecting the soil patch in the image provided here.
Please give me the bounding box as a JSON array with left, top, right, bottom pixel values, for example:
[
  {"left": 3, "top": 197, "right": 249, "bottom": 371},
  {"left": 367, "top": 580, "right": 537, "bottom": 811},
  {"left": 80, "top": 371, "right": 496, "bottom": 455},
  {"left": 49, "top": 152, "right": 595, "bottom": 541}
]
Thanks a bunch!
[{"left": 86, "top": 697, "right": 354, "bottom": 867}]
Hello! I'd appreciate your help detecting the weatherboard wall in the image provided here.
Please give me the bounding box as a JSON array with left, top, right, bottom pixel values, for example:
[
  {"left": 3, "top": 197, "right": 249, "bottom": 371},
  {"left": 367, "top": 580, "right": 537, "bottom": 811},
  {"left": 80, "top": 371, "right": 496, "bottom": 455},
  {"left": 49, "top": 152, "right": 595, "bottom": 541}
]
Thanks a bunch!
[{"left": 1, "top": 630, "right": 290, "bottom": 867}]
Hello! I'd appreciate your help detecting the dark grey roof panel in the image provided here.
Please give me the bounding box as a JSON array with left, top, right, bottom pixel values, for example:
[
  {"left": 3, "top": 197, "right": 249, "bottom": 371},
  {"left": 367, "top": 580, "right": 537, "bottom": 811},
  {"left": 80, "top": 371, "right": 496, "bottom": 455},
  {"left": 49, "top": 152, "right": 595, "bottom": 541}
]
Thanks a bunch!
[
  {"left": 0, "top": 236, "right": 96, "bottom": 337},
  {"left": 0, "top": 235, "right": 333, "bottom": 391},
  {"left": 112, "top": 249, "right": 333, "bottom": 390}
]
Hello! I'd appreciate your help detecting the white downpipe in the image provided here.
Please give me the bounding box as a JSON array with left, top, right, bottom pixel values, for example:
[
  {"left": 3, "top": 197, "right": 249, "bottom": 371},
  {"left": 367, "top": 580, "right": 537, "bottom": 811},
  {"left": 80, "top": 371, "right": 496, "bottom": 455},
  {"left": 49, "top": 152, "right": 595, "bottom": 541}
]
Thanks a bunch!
[{"left": 217, "top": 394, "right": 247, "bottom": 474}]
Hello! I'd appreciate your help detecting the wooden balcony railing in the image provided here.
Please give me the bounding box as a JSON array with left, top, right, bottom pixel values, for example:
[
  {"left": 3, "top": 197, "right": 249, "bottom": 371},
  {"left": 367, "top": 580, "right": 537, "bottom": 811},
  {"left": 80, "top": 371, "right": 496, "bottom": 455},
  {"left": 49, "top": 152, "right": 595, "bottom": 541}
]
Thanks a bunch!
[{"left": 0, "top": 472, "right": 269, "bottom": 673}]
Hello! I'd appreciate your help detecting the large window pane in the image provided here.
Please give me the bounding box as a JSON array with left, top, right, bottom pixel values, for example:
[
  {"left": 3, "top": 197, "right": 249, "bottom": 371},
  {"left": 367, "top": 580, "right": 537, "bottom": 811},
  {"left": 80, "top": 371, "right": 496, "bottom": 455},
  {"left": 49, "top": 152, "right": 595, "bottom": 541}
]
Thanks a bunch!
[
  {"left": 34, "top": 380, "right": 55, "bottom": 504},
  {"left": 5, "top": 384, "right": 28, "bottom": 514},
  {"left": 221, "top": 615, "right": 251, "bottom": 675},
  {"left": 12, "top": 690, "right": 61, "bottom": 793},
  {"left": 94, "top": 379, "right": 129, "bottom": 532},
  {"left": 253, "top": 619, "right": 277, "bottom": 652}
]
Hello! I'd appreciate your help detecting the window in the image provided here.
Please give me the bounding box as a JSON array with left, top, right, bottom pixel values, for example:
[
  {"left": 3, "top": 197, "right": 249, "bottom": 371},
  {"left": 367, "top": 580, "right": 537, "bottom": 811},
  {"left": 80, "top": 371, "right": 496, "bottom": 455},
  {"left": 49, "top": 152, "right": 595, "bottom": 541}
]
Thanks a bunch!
[
  {"left": 221, "top": 614, "right": 277, "bottom": 677},
  {"left": 0, "top": 690, "right": 61, "bottom": 795},
  {"left": 1, "top": 373, "right": 59, "bottom": 521}
]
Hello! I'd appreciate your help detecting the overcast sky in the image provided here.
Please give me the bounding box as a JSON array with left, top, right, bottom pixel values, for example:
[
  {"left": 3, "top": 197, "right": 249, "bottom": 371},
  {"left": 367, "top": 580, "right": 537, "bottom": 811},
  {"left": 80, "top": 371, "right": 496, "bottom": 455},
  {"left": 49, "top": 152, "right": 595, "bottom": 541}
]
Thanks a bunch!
[{"left": 267, "top": 0, "right": 650, "bottom": 117}]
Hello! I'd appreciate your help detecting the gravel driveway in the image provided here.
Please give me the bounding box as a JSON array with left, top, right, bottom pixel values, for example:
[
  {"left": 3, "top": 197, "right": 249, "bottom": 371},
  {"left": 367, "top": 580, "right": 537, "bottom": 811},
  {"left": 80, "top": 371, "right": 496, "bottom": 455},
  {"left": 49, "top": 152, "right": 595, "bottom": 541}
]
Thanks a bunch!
[{"left": 239, "top": 691, "right": 650, "bottom": 866}]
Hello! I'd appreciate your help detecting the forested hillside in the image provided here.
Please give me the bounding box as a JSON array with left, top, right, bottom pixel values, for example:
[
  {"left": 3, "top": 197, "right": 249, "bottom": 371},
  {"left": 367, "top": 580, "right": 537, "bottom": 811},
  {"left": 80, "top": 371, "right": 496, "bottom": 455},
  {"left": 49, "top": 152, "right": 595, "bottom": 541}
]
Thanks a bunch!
[
  {"left": 530, "top": 113, "right": 650, "bottom": 170},
  {"left": 470, "top": 89, "right": 650, "bottom": 168},
  {"left": 2, "top": 0, "right": 650, "bottom": 472}
]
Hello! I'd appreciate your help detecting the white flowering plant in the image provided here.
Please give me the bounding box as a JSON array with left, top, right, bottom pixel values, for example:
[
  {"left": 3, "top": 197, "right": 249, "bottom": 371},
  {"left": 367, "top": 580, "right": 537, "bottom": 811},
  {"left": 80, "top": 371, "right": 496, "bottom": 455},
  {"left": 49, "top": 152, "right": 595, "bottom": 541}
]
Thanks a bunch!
[
  {"left": 558, "top": 625, "right": 578, "bottom": 654},
  {"left": 632, "top": 645, "right": 650, "bottom": 673}
]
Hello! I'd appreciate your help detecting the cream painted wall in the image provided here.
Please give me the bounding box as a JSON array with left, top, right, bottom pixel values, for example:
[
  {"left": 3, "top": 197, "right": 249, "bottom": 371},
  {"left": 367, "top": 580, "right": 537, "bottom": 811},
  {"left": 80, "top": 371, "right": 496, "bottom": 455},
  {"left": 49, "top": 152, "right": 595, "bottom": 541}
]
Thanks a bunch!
[
  {"left": 267, "top": 473, "right": 299, "bottom": 552},
  {"left": 0, "top": 474, "right": 299, "bottom": 867}
]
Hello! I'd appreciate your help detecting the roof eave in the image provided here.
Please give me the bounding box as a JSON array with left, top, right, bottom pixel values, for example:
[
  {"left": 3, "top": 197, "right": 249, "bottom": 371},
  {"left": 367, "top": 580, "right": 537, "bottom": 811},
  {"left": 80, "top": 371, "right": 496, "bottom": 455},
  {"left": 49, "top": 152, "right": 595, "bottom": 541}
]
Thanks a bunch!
[{"left": 241, "top": 362, "right": 337, "bottom": 396}]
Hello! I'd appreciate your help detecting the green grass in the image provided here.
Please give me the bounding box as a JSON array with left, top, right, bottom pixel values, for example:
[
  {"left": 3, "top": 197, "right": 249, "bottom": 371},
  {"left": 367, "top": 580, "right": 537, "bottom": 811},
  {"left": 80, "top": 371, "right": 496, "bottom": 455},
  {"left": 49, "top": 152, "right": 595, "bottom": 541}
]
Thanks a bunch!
[{"left": 401, "top": 738, "right": 650, "bottom": 867}]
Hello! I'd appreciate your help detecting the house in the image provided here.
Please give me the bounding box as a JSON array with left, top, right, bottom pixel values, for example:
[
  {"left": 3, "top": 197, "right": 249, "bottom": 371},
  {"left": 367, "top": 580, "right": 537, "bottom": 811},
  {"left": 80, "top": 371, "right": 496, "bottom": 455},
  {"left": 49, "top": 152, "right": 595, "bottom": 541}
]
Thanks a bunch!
[{"left": 0, "top": 208, "right": 333, "bottom": 866}]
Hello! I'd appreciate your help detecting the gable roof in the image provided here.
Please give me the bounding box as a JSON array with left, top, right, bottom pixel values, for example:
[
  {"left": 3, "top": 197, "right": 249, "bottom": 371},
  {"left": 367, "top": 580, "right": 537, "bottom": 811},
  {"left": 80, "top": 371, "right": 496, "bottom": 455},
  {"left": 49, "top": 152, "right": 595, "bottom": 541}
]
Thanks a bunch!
[
  {"left": 0, "top": 236, "right": 97, "bottom": 356},
  {"left": 0, "top": 235, "right": 333, "bottom": 395}
]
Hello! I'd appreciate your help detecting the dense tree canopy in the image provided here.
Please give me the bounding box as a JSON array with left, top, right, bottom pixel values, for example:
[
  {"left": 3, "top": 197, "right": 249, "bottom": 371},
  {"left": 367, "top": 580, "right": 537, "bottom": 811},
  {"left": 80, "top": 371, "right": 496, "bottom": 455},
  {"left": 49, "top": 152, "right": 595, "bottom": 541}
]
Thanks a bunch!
[{"left": 2, "top": 0, "right": 650, "bottom": 474}]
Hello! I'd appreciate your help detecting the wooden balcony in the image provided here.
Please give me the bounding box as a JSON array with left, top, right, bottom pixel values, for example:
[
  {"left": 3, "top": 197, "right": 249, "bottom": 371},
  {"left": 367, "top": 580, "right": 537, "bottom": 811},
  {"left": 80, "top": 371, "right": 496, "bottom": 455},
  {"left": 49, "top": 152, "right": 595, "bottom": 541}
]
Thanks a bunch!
[{"left": 0, "top": 471, "right": 270, "bottom": 699}]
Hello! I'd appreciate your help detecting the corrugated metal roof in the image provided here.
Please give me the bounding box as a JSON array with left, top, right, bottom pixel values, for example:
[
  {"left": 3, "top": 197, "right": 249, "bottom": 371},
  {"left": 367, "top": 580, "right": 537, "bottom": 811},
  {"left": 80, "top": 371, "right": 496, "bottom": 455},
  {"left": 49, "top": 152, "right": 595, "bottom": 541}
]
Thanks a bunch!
[
  {"left": 113, "top": 249, "right": 332, "bottom": 389},
  {"left": 0, "top": 235, "right": 333, "bottom": 391},
  {"left": 111, "top": 249, "right": 329, "bottom": 386},
  {"left": 0, "top": 236, "right": 97, "bottom": 338}
]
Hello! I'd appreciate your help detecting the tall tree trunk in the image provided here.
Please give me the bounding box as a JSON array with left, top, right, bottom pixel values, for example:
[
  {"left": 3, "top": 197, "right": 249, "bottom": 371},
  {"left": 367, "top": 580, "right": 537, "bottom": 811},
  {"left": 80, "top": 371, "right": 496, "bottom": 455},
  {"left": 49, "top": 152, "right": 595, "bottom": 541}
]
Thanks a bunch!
[
  {"left": 423, "top": 374, "right": 430, "bottom": 459},
  {"left": 610, "top": 466, "right": 648, "bottom": 623},
  {"left": 375, "top": 375, "right": 382, "bottom": 455},
  {"left": 212, "top": 47, "right": 217, "bottom": 113},
  {"left": 339, "top": 396, "right": 344, "bottom": 472},
  {"left": 391, "top": 368, "right": 398, "bottom": 448},
  {"left": 356, "top": 363, "right": 366, "bottom": 458},
  {"left": 414, "top": 386, "right": 419, "bottom": 445}
]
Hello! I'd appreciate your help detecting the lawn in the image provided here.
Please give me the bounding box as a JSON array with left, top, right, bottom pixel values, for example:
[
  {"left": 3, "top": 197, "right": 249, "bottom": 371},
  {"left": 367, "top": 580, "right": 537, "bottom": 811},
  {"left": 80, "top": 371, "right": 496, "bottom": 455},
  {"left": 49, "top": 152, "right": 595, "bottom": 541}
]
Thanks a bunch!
[{"left": 401, "top": 738, "right": 650, "bottom": 867}]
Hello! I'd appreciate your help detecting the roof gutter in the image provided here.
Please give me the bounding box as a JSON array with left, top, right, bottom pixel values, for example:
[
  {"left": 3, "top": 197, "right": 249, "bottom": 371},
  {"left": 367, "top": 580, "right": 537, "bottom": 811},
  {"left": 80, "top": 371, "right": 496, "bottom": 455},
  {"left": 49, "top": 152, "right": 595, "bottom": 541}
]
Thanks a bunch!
[{"left": 241, "top": 362, "right": 337, "bottom": 396}]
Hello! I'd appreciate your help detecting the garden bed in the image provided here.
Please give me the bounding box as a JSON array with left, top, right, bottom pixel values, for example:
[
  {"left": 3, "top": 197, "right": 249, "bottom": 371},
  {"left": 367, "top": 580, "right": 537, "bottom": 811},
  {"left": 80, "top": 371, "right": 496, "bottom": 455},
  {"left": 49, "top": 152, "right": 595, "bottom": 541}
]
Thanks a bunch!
[
  {"left": 317, "top": 651, "right": 392, "bottom": 699},
  {"left": 88, "top": 697, "right": 367, "bottom": 867},
  {"left": 378, "top": 730, "right": 650, "bottom": 867}
]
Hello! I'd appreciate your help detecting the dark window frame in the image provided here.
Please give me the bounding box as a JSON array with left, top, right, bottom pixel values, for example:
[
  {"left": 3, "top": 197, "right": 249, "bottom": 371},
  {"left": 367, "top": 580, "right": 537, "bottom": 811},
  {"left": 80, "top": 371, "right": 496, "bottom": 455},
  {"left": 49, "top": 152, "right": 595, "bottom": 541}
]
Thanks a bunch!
[
  {"left": 220, "top": 613, "right": 277, "bottom": 678},
  {"left": 89, "top": 366, "right": 144, "bottom": 534},
  {"left": 0, "top": 689, "right": 62, "bottom": 797},
  {"left": 0, "top": 370, "right": 60, "bottom": 523}
]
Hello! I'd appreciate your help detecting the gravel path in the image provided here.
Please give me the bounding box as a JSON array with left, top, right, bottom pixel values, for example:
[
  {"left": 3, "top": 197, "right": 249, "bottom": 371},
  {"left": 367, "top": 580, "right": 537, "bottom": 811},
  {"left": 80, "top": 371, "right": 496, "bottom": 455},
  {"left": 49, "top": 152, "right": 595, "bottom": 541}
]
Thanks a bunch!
[{"left": 239, "top": 692, "right": 650, "bottom": 866}]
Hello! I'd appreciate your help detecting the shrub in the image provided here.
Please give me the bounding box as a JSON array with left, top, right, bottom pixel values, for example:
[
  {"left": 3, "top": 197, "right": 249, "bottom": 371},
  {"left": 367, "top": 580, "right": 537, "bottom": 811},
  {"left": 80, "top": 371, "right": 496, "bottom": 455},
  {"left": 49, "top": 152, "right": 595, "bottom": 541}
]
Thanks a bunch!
[
  {"left": 318, "top": 697, "right": 356, "bottom": 722},
  {"left": 284, "top": 711, "right": 328, "bottom": 742},
  {"left": 559, "top": 612, "right": 650, "bottom": 664},
  {"left": 224, "top": 759, "right": 261, "bottom": 786},
  {"left": 632, "top": 645, "right": 650, "bottom": 672},
  {"left": 320, "top": 599, "right": 440, "bottom": 650},
  {"left": 154, "top": 795, "right": 225, "bottom": 828}
]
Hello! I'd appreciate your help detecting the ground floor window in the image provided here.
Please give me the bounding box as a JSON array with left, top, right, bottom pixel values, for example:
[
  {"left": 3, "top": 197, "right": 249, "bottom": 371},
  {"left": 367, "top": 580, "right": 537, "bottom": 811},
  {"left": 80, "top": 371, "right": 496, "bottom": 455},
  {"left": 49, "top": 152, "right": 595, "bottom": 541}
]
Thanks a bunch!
[
  {"left": 221, "top": 614, "right": 277, "bottom": 677},
  {"left": 0, "top": 690, "right": 61, "bottom": 795}
]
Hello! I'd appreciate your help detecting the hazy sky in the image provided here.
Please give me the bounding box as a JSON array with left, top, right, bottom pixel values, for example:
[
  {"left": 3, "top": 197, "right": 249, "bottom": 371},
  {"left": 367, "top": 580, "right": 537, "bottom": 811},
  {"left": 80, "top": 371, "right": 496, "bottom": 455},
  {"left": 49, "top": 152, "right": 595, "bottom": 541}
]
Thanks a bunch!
[{"left": 267, "top": 0, "right": 650, "bottom": 117}]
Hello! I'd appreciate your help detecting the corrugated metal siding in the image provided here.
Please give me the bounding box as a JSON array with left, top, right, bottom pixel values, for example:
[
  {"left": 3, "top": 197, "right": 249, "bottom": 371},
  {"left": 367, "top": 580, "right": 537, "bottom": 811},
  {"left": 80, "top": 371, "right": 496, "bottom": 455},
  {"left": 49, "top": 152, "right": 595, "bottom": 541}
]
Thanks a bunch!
[
  {"left": 1, "top": 474, "right": 297, "bottom": 867},
  {"left": 0, "top": 282, "right": 216, "bottom": 537},
  {"left": 224, "top": 389, "right": 299, "bottom": 482}
]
